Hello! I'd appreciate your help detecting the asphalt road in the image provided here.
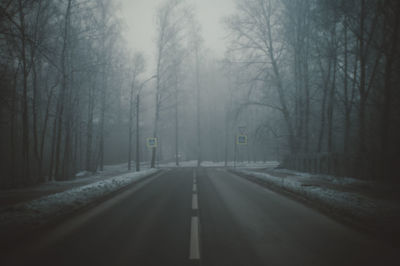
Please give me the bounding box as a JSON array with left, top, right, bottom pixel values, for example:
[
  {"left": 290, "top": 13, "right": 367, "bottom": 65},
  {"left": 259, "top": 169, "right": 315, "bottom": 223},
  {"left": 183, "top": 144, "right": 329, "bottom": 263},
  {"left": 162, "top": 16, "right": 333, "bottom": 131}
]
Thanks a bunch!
[{"left": 3, "top": 168, "right": 399, "bottom": 266}]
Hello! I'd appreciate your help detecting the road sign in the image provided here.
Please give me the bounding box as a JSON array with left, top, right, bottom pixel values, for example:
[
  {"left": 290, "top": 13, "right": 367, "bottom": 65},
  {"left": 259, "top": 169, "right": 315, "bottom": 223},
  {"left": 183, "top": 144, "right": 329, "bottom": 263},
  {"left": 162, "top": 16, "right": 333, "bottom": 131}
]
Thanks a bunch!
[
  {"left": 236, "top": 135, "right": 247, "bottom": 145},
  {"left": 146, "top": 137, "right": 157, "bottom": 148}
]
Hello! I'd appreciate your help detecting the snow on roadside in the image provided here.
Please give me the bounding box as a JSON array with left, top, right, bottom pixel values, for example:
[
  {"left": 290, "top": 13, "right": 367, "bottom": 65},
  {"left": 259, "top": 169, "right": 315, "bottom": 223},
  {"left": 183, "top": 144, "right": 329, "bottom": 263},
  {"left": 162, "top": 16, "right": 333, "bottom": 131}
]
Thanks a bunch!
[
  {"left": 274, "top": 168, "right": 366, "bottom": 186},
  {"left": 0, "top": 169, "right": 159, "bottom": 227},
  {"left": 159, "top": 160, "right": 279, "bottom": 168},
  {"left": 201, "top": 161, "right": 279, "bottom": 168},
  {"left": 233, "top": 169, "right": 400, "bottom": 220}
]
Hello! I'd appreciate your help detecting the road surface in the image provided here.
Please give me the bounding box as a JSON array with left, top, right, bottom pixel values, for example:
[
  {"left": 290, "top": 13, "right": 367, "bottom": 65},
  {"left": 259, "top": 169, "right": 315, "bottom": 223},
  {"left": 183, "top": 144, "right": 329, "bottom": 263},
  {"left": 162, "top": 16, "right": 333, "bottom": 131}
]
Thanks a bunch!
[{"left": 3, "top": 168, "right": 398, "bottom": 266}]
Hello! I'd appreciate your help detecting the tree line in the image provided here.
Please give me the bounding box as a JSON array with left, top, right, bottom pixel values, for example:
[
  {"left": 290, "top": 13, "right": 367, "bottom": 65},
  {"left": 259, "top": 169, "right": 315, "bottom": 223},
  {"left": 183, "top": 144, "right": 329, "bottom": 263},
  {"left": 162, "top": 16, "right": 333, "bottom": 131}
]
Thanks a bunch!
[
  {"left": 0, "top": 0, "right": 214, "bottom": 188},
  {"left": 224, "top": 0, "right": 400, "bottom": 180},
  {"left": 0, "top": 0, "right": 130, "bottom": 187},
  {"left": 2, "top": 0, "right": 398, "bottom": 187}
]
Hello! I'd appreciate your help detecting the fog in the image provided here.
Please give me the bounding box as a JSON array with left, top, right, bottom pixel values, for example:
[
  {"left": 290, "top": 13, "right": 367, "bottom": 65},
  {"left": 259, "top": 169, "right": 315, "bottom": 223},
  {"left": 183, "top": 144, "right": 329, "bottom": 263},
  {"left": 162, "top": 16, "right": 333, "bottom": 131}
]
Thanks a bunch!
[
  {"left": 118, "top": 0, "right": 235, "bottom": 60},
  {"left": 1, "top": 0, "right": 400, "bottom": 188}
]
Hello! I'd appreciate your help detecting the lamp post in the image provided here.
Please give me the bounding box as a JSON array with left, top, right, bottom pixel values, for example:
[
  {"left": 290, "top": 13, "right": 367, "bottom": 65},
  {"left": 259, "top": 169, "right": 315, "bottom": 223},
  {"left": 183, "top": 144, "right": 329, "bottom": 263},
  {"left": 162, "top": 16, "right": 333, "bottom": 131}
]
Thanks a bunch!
[{"left": 135, "top": 75, "right": 156, "bottom": 172}]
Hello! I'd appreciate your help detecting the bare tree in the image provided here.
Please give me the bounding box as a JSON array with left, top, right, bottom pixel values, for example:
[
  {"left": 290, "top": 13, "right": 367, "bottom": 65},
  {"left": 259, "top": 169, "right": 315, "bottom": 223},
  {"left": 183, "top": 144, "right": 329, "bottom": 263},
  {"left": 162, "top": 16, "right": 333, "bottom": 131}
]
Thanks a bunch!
[
  {"left": 151, "top": 0, "right": 190, "bottom": 168},
  {"left": 226, "top": 0, "right": 297, "bottom": 153}
]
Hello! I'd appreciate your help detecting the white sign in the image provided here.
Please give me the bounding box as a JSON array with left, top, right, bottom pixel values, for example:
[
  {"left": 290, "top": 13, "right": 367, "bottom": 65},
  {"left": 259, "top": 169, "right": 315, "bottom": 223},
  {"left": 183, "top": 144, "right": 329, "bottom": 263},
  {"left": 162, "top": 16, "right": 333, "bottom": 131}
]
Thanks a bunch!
[{"left": 146, "top": 138, "right": 157, "bottom": 148}]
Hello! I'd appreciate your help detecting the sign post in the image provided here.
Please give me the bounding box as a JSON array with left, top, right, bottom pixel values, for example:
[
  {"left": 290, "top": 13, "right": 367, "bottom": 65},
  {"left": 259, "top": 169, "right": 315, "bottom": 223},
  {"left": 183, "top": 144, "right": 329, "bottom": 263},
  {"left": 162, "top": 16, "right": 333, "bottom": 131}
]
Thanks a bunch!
[{"left": 234, "top": 126, "right": 248, "bottom": 168}]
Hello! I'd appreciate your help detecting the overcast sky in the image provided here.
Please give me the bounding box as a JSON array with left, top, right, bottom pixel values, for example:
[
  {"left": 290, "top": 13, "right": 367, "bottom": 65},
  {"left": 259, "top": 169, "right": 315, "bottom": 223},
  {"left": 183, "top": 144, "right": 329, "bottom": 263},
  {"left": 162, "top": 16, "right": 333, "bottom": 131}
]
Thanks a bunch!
[{"left": 117, "top": 0, "right": 235, "bottom": 66}]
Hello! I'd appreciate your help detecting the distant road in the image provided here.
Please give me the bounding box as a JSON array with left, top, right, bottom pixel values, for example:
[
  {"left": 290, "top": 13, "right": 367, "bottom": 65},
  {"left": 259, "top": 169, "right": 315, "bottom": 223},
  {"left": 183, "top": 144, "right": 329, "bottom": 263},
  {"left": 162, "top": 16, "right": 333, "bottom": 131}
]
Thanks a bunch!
[{"left": 4, "top": 168, "right": 398, "bottom": 266}]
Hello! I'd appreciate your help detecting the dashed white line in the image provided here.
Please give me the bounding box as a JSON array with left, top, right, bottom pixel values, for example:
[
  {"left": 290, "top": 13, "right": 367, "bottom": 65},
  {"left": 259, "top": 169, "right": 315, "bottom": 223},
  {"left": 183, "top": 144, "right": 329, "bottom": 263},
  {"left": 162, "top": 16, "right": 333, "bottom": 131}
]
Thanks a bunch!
[
  {"left": 192, "top": 193, "right": 198, "bottom": 210},
  {"left": 193, "top": 169, "right": 196, "bottom": 183},
  {"left": 190, "top": 168, "right": 200, "bottom": 260},
  {"left": 189, "top": 216, "right": 200, "bottom": 259}
]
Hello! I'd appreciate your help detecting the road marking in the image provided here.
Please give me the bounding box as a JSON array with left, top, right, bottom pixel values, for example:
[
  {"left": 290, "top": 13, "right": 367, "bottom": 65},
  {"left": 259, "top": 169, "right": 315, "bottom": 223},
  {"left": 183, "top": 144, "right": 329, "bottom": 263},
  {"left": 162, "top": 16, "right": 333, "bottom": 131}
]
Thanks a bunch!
[
  {"left": 193, "top": 169, "right": 196, "bottom": 184},
  {"left": 192, "top": 193, "right": 198, "bottom": 210},
  {"left": 190, "top": 169, "right": 200, "bottom": 260},
  {"left": 189, "top": 216, "right": 200, "bottom": 260}
]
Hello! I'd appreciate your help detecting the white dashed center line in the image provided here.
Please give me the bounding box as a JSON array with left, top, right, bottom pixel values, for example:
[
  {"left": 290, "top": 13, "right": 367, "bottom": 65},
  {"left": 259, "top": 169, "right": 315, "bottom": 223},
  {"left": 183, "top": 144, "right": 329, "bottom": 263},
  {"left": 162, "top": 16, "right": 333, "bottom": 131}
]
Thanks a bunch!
[
  {"left": 190, "top": 168, "right": 200, "bottom": 260},
  {"left": 189, "top": 216, "right": 200, "bottom": 259},
  {"left": 192, "top": 194, "right": 198, "bottom": 210}
]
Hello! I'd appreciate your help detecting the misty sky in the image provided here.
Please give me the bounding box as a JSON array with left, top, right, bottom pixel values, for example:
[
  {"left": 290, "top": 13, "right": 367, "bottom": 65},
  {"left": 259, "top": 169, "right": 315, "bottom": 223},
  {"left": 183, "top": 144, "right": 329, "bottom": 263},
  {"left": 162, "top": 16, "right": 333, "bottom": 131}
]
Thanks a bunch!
[{"left": 118, "top": 0, "right": 235, "bottom": 64}]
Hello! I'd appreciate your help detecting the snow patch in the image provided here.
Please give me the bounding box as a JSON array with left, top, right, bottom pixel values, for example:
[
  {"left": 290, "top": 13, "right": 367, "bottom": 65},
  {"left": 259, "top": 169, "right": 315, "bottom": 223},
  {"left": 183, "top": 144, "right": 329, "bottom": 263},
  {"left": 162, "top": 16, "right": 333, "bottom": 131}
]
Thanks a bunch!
[
  {"left": 233, "top": 169, "right": 400, "bottom": 220},
  {"left": 75, "top": 171, "right": 89, "bottom": 177},
  {"left": 0, "top": 169, "right": 158, "bottom": 227},
  {"left": 159, "top": 160, "right": 279, "bottom": 168}
]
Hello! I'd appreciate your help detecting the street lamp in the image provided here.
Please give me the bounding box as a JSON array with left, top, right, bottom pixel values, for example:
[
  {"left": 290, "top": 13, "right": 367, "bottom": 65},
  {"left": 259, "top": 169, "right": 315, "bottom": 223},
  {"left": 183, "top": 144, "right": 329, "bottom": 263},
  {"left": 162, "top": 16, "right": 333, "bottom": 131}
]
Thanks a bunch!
[{"left": 135, "top": 75, "right": 156, "bottom": 172}]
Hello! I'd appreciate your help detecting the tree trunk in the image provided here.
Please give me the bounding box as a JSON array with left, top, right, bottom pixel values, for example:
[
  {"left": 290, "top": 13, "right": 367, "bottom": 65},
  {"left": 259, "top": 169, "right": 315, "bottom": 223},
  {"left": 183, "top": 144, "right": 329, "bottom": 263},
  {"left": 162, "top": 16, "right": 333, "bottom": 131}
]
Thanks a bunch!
[
  {"left": 381, "top": 0, "right": 400, "bottom": 179},
  {"left": 136, "top": 94, "right": 140, "bottom": 172},
  {"left": 317, "top": 57, "right": 331, "bottom": 153},
  {"left": 86, "top": 84, "right": 94, "bottom": 172},
  {"left": 151, "top": 41, "right": 163, "bottom": 169},
  {"left": 10, "top": 66, "right": 18, "bottom": 185},
  {"left": 99, "top": 88, "right": 105, "bottom": 171},
  {"left": 343, "top": 23, "right": 350, "bottom": 154},
  {"left": 175, "top": 87, "right": 179, "bottom": 166},
  {"left": 19, "top": 0, "right": 30, "bottom": 184},
  {"left": 358, "top": 0, "right": 368, "bottom": 155},
  {"left": 48, "top": 116, "right": 57, "bottom": 181},
  {"left": 55, "top": 0, "right": 72, "bottom": 180},
  {"left": 195, "top": 47, "right": 201, "bottom": 167},
  {"left": 31, "top": 60, "right": 43, "bottom": 182},
  {"left": 327, "top": 48, "right": 337, "bottom": 153},
  {"left": 40, "top": 78, "right": 55, "bottom": 182},
  {"left": 128, "top": 83, "right": 134, "bottom": 170}
]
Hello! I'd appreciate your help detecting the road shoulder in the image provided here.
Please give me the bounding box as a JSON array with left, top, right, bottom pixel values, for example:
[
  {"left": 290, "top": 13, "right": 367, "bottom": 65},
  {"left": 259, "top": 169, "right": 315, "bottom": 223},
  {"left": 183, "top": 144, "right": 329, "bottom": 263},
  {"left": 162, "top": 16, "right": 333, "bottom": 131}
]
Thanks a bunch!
[
  {"left": 228, "top": 167, "right": 400, "bottom": 246},
  {"left": 0, "top": 168, "right": 162, "bottom": 254}
]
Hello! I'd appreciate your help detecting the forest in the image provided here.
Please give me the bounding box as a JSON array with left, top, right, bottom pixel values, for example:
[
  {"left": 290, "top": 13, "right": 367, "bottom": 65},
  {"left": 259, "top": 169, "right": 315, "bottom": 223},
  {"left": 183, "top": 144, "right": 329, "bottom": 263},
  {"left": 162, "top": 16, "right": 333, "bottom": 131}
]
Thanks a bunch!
[{"left": 0, "top": 0, "right": 399, "bottom": 188}]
